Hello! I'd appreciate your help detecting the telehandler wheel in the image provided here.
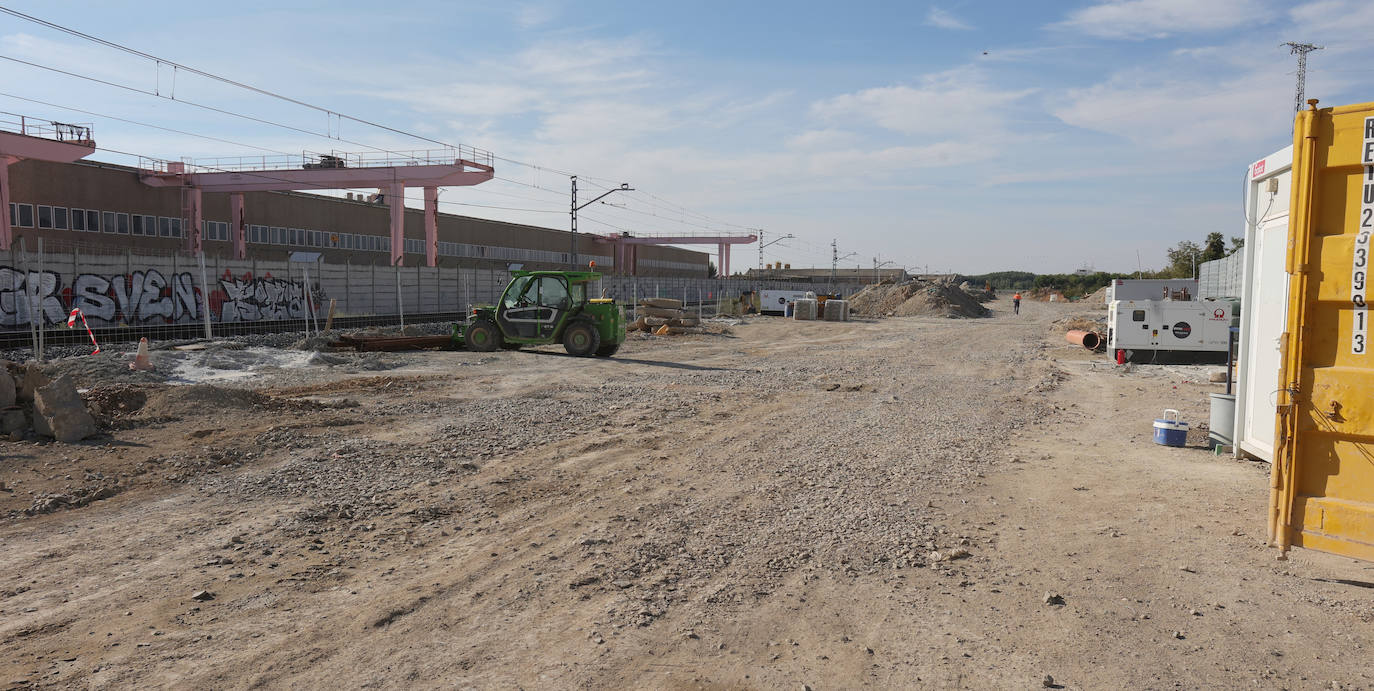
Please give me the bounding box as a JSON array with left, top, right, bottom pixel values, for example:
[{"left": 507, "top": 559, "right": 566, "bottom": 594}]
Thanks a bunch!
[
  {"left": 595, "top": 343, "right": 621, "bottom": 358},
  {"left": 465, "top": 319, "right": 502, "bottom": 352},
  {"left": 562, "top": 321, "right": 600, "bottom": 357}
]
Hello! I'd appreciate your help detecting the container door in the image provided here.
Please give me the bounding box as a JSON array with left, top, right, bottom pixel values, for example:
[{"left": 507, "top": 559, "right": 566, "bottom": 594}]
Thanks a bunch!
[
  {"left": 1270, "top": 101, "right": 1374, "bottom": 562},
  {"left": 1239, "top": 156, "right": 1292, "bottom": 461}
]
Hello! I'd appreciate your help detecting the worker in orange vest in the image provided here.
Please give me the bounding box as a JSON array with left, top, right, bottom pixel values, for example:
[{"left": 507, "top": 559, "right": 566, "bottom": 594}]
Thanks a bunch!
[{"left": 1012, "top": 292, "right": 1022, "bottom": 315}]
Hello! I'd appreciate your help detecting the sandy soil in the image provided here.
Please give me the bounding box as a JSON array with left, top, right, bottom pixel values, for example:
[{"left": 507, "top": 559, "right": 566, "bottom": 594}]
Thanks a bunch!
[{"left": 1, "top": 301, "right": 1371, "bottom": 690}]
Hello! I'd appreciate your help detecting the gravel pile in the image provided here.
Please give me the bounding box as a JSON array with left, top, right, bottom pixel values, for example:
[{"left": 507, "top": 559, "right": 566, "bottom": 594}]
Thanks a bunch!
[{"left": 849, "top": 278, "right": 991, "bottom": 318}]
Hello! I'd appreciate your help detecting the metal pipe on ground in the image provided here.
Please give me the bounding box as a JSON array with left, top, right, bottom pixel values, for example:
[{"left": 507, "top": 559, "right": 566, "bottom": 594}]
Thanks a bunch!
[{"left": 1065, "top": 329, "right": 1104, "bottom": 351}]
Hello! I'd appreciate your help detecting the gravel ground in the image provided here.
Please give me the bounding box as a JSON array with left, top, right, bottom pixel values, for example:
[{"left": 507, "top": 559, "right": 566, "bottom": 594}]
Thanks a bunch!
[{"left": 0, "top": 303, "right": 1370, "bottom": 689}]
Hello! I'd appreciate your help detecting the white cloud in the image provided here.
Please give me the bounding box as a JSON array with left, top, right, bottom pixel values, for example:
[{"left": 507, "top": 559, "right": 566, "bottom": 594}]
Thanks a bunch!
[
  {"left": 368, "top": 83, "right": 543, "bottom": 118},
  {"left": 811, "top": 67, "right": 1034, "bottom": 137},
  {"left": 1051, "top": 67, "right": 1293, "bottom": 150},
  {"left": 785, "top": 129, "right": 860, "bottom": 150},
  {"left": 1289, "top": 0, "right": 1374, "bottom": 55},
  {"left": 1055, "top": 0, "right": 1274, "bottom": 39},
  {"left": 515, "top": 2, "right": 559, "bottom": 28},
  {"left": 926, "top": 7, "right": 974, "bottom": 31}
]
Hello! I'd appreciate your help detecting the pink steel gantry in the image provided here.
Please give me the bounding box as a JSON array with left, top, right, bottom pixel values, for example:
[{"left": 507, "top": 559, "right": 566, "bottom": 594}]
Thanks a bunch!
[
  {"left": 139, "top": 148, "right": 494, "bottom": 265},
  {"left": 591, "top": 232, "right": 757, "bottom": 277},
  {"left": 0, "top": 113, "right": 97, "bottom": 250}
]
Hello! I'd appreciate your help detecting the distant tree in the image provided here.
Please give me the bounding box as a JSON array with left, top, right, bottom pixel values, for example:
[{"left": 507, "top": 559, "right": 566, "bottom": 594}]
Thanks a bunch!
[
  {"left": 1165, "top": 240, "right": 1203, "bottom": 278},
  {"left": 1229, "top": 236, "right": 1245, "bottom": 255},
  {"left": 1201, "top": 232, "right": 1227, "bottom": 263},
  {"left": 707, "top": 261, "right": 718, "bottom": 279}
]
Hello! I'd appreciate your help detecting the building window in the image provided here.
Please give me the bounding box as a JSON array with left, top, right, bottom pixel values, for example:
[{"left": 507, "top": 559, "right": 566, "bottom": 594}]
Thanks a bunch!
[
  {"left": 8, "top": 203, "right": 16, "bottom": 227},
  {"left": 53, "top": 207, "right": 68, "bottom": 230},
  {"left": 103, "top": 211, "right": 117, "bottom": 234},
  {"left": 247, "top": 224, "right": 264, "bottom": 243},
  {"left": 132, "top": 214, "right": 145, "bottom": 235},
  {"left": 85, "top": 210, "right": 99, "bottom": 232},
  {"left": 206, "top": 221, "right": 228, "bottom": 241},
  {"left": 70, "top": 208, "right": 85, "bottom": 231},
  {"left": 159, "top": 217, "right": 173, "bottom": 238},
  {"left": 116, "top": 213, "right": 130, "bottom": 234},
  {"left": 171, "top": 218, "right": 182, "bottom": 238},
  {"left": 143, "top": 215, "right": 156, "bottom": 236},
  {"left": 268, "top": 226, "right": 281, "bottom": 244},
  {"left": 17, "top": 203, "right": 33, "bottom": 227},
  {"left": 37, "top": 205, "right": 52, "bottom": 228}
]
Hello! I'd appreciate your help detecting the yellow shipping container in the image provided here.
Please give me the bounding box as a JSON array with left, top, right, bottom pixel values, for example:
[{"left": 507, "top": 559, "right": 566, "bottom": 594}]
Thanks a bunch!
[{"left": 1270, "top": 99, "right": 1374, "bottom": 561}]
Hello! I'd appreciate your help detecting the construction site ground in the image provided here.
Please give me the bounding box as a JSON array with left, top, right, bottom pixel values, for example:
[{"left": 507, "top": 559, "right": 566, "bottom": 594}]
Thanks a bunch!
[{"left": 2, "top": 301, "right": 1372, "bottom": 689}]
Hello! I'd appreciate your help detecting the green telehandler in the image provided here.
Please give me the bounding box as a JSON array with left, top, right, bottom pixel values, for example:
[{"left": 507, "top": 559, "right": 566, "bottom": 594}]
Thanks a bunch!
[{"left": 453, "top": 270, "right": 626, "bottom": 357}]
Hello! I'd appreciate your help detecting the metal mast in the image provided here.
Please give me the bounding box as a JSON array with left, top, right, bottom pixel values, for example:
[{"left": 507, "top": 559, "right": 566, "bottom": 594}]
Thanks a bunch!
[{"left": 1282, "top": 42, "right": 1323, "bottom": 115}]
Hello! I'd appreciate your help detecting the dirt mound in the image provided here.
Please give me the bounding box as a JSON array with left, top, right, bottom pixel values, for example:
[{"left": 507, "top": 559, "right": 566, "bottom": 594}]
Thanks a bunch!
[
  {"left": 1052, "top": 315, "right": 1106, "bottom": 332},
  {"left": 139, "top": 385, "right": 271, "bottom": 420},
  {"left": 959, "top": 281, "right": 997, "bottom": 303},
  {"left": 1084, "top": 284, "right": 1110, "bottom": 304},
  {"left": 849, "top": 278, "right": 990, "bottom": 319}
]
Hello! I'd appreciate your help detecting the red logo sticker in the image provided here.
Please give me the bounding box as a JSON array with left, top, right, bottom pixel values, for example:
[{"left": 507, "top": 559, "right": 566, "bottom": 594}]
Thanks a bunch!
[
  {"left": 1213, "top": 308, "right": 1226, "bottom": 319},
  {"left": 1252, "top": 159, "right": 1266, "bottom": 178}
]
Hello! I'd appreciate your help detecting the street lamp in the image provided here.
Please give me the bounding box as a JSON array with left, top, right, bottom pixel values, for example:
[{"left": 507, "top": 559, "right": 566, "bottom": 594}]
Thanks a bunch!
[
  {"left": 570, "top": 177, "right": 633, "bottom": 268},
  {"left": 758, "top": 231, "right": 795, "bottom": 275}
]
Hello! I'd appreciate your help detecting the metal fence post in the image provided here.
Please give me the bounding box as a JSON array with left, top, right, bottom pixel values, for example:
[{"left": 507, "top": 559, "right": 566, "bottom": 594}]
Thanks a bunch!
[
  {"left": 197, "top": 251, "right": 212, "bottom": 339},
  {"left": 395, "top": 263, "right": 405, "bottom": 329},
  {"left": 18, "top": 238, "right": 38, "bottom": 362}
]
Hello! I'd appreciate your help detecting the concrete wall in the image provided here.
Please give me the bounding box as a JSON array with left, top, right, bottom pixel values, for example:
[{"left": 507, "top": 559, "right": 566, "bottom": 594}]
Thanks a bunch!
[{"left": 0, "top": 244, "right": 856, "bottom": 335}]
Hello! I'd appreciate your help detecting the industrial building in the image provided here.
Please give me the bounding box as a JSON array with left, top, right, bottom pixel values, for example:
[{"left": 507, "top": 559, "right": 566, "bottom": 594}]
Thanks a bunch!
[{"left": 3, "top": 158, "right": 710, "bottom": 276}]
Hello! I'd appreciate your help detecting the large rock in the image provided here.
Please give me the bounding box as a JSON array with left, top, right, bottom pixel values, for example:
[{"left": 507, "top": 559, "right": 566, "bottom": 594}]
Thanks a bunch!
[
  {"left": 32, "top": 375, "right": 97, "bottom": 443},
  {"left": 0, "top": 408, "right": 25, "bottom": 435},
  {"left": 18, "top": 364, "right": 49, "bottom": 402},
  {"left": 0, "top": 369, "right": 14, "bottom": 408}
]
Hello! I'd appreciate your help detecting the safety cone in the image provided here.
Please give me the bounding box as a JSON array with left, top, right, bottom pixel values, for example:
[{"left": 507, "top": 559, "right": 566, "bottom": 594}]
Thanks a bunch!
[{"left": 129, "top": 337, "right": 154, "bottom": 371}]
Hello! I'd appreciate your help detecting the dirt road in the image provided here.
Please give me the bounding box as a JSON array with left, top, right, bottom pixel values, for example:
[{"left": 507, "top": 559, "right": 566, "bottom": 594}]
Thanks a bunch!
[{"left": 2, "top": 301, "right": 1371, "bottom": 689}]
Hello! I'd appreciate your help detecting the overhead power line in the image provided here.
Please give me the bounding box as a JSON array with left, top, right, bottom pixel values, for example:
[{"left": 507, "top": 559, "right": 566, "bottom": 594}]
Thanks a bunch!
[{"left": 0, "top": 6, "right": 760, "bottom": 241}]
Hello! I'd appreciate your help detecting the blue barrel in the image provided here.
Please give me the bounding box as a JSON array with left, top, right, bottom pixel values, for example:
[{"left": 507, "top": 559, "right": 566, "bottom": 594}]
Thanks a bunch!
[{"left": 1153, "top": 409, "right": 1188, "bottom": 447}]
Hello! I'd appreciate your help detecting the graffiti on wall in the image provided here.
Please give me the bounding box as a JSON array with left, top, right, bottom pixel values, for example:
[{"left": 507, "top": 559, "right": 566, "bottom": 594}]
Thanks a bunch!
[{"left": 0, "top": 266, "right": 319, "bottom": 327}]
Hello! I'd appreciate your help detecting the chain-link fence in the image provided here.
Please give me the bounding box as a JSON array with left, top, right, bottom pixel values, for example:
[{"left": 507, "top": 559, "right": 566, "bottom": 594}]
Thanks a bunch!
[{"left": 0, "top": 240, "right": 868, "bottom": 358}]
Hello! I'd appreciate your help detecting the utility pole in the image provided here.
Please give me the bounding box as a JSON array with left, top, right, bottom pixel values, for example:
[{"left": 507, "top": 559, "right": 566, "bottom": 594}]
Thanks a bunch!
[
  {"left": 1282, "top": 42, "right": 1323, "bottom": 116},
  {"left": 757, "top": 231, "right": 794, "bottom": 277},
  {"left": 829, "top": 239, "right": 856, "bottom": 293},
  {"left": 831, "top": 239, "right": 838, "bottom": 288},
  {"left": 570, "top": 176, "right": 632, "bottom": 269}
]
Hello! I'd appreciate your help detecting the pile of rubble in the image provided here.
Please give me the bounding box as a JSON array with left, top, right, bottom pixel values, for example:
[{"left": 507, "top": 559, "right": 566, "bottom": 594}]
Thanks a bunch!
[
  {"left": 959, "top": 281, "right": 997, "bottom": 303},
  {"left": 629, "top": 298, "right": 702, "bottom": 335},
  {"left": 848, "top": 277, "right": 991, "bottom": 319},
  {"left": 0, "top": 363, "right": 99, "bottom": 443}
]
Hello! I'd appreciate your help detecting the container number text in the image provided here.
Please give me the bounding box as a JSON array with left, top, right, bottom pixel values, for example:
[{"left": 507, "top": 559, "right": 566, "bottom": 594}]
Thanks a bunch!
[{"left": 1357, "top": 117, "right": 1374, "bottom": 353}]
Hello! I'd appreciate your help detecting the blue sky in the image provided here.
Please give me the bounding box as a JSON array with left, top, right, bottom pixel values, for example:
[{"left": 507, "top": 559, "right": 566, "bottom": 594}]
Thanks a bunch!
[{"left": 3, "top": 0, "right": 1373, "bottom": 273}]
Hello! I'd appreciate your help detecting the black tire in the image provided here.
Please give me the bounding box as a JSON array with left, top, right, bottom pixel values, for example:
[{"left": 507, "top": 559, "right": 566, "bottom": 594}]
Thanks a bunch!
[
  {"left": 465, "top": 319, "right": 502, "bottom": 352},
  {"left": 562, "top": 321, "right": 600, "bottom": 357},
  {"left": 595, "top": 342, "right": 621, "bottom": 358}
]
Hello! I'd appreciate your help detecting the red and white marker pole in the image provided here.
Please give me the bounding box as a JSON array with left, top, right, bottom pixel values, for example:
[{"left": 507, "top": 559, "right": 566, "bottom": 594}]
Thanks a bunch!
[{"left": 66, "top": 308, "right": 101, "bottom": 355}]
